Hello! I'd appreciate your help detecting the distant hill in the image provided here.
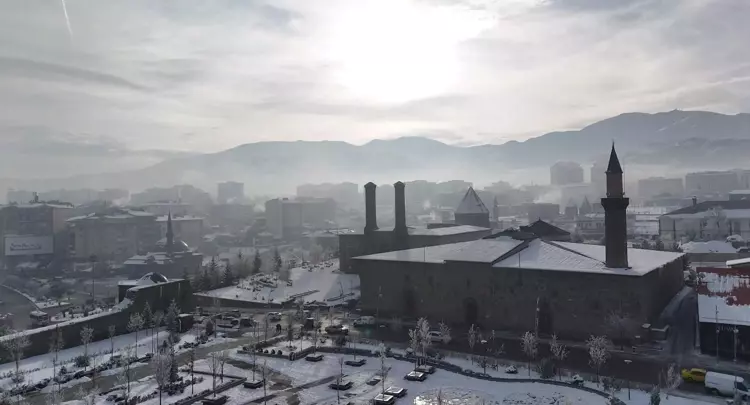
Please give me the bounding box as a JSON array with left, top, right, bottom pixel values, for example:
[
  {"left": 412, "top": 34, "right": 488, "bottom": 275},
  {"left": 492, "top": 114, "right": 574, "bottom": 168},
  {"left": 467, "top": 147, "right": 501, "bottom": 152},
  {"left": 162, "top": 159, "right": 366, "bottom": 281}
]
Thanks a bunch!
[{"left": 4, "top": 110, "right": 750, "bottom": 195}]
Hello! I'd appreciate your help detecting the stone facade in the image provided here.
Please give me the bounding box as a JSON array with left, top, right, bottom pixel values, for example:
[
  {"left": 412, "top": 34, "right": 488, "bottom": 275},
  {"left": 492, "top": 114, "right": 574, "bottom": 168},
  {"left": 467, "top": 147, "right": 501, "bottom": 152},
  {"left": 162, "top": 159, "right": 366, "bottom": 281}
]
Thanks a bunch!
[{"left": 354, "top": 256, "right": 685, "bottom": 340}]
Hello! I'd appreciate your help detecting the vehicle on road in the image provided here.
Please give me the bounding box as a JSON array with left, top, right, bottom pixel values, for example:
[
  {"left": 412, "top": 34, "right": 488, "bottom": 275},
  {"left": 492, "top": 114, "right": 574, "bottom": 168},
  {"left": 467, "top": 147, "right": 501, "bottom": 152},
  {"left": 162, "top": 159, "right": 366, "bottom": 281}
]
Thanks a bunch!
[
  {"left": 415, "top": 364, "right": 435, "bottom": 374},
  {"left": 305, "top": 354, "right": 324, "bottom": 362},
  {"left": 353, "top": 316, "right": 376, "bottom": 327},
  {"left": 705, "top": 372, "right": 749, "bottom": 397},
  {"left": 267, "top": 312, "right": 282, "bottom": 322},
  {"left": 426, "top": 330, "right": 451, "bottom": 344},
  {"left": 325, "top": 324, "right": 349, "bottom": 335},
  {"left": 681, "top": 368, "right": 707, "bottom": 383}
]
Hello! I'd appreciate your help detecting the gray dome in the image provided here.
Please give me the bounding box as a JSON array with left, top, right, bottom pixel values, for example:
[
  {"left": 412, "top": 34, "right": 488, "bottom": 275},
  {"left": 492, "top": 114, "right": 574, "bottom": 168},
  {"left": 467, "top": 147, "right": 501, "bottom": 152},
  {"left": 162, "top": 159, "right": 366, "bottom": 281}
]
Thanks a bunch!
[
  {"left": 138, "top": 272, "right": 169, "bottom": 285},
  {"left": 155, "top": 237, "right": 190, "bottom": 252}
]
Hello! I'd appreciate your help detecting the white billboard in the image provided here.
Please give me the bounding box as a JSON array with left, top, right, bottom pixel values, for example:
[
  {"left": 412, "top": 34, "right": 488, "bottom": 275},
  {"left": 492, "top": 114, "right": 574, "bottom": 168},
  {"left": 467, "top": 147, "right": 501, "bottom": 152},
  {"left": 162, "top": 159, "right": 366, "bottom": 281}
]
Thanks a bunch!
[{"left": 4, "top": 235, "right": 54, "bottom": 256}]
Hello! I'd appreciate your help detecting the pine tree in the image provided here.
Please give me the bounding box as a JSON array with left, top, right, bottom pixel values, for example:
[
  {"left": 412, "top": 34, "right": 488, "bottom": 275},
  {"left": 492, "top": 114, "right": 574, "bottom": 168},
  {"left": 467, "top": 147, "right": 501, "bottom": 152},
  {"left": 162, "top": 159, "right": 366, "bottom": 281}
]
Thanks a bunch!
[
  {"left": 223, "top": 263, "right": 234, "bottom": 287},
  {"left": 209, "top": 257, "right": 221, "bottom": 288},
  {"left": 199, "top": 267, "right": 211, "bottom": 292},
  {"left": 165, "top": 300, "right": 180, "bottom": 344},
  {"left": 252, "top": 250, "right": 262, "bottom": 274},
  {"left": 273, "top": 247, "right": 282, "bottom": 273},
  {"left": 142, "top": 302, "right": 153, "bottom": 331}
]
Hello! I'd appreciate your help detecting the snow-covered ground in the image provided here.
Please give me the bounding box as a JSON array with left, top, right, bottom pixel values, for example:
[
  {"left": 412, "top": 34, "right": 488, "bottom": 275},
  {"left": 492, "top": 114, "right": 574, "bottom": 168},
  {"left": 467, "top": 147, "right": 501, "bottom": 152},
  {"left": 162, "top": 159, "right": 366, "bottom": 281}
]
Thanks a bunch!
[
  {"left": 0, "top": 329, "right": 233, "bottom": 392},
  {"left": 201, "top": 260, "right": 360, "bottom": 306},
  {"left": 225, "top": 350, "right": 717, "bottom": 405}
]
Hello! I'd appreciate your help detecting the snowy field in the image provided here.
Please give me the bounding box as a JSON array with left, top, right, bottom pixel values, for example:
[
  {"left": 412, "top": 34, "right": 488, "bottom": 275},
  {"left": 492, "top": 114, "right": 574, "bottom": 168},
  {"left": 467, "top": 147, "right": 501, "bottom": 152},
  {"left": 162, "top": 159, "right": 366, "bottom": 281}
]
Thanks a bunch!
[{"left": 201, "top": 259, "right": 360, "bottom": 306}]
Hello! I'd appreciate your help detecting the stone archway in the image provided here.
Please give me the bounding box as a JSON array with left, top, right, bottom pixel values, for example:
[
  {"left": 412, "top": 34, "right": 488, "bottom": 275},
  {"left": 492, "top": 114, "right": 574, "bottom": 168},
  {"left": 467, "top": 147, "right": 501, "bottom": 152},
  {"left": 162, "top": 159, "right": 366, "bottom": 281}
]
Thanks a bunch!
[{"left": 464, "top": 298, "right": 478, "bottom": 326}]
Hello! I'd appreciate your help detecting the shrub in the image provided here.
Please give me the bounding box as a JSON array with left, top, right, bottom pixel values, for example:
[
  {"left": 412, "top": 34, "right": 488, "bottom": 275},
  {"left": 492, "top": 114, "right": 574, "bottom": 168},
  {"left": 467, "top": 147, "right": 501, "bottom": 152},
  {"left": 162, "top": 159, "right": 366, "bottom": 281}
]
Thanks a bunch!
[
  {"left": 74, "top": 355, "right": 90, "bottom": 368},
  {"left": 537, "top": 357, "right": 555, "bottom": 379},
  {"left": 10, "top": 372, "right": 24, "bottom": 384}
]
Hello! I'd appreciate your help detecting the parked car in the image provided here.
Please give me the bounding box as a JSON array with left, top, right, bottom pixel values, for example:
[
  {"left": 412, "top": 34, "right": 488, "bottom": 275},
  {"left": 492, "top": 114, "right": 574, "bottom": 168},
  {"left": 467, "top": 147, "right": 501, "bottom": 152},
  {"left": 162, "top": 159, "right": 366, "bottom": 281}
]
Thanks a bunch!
[
  {"left": 415, "top": 365, "right": 435, "bottom": 374},
  {"left": 240, "top": 317, "right": 255, "bottom": 327},
  {"left": 366, "top": 377, "right": 382, "bottom": 386},
  {"left": 404, "top": 371, "right": 427, "bottom": 382},
  {"left": 681, "top": 368, "right": 707, "bottom": 383},
  {"left": 426, "top": 331, "right": 451, "bottom": 344},
  {"left": 705, "top": 372, "right": 749, "bottom": 397},
  {"left": 373, "top": 394, "right": 395, "bottom": 405},
  {"left": 345, "top": 359, "right": 367, "bottom": 367},
  {"left": 353, "top": 316, "right": 376, "bottom": 327},
  {"left": 325, "top": 324, "right": 349, "bottom": 335},
  {"left": 328, "top": 381, "right": 353, "bottom": 391},
  {"left": 305, "top": 354, "right": 324, "bottom": 362},
  {"left": 243, "top": 380, "right": 264, "bottom": 389},
  {"left": 385, "top": 386, "right": 408, "bottom": 397},
  {"left": 505, "top": 365, "right": 518, "bottom": 374}
]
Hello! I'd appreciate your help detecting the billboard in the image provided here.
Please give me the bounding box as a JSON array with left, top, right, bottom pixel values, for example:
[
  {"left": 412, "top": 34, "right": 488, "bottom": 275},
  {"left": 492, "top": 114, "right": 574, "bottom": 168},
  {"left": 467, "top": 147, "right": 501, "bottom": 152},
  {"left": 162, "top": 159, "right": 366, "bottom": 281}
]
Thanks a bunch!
[{"left": 4, "top": 235, "right": 54, "bottom": 256}]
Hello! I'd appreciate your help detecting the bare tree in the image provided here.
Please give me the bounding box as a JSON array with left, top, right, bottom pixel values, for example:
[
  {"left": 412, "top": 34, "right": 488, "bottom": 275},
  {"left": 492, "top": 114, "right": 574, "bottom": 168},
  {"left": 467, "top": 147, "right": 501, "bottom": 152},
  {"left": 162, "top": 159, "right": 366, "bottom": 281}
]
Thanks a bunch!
[
  {"left": 45, "top": 389, "right": 62, "bottom": 405},
  {"left": 127, "top": 313, "right": 144, "bottom": 357},
  {"left": 661, "top": 363, "right": 681, "bottom": 399},
  {"left": 586, "top": 335, "right": 610, "bottom": 385},
  {"left": 80, "top": 326, "right": 94, "bottom": 370},
  {"left": 108, "top": 325, "right": 116, "bottom": 358},
  {"left": 219, "top": 350, "right": 229, "bottom": 383},
  {"left": 48, "top": 327, "right": 64, "bottom": 393},
  {"left": 262, "top": 360, "right": 268, "bottom": 405},
  {"left": 208, "top": 351, "right": 222, "bottom": 397},
  {"left": 117, "top": 345, "right": 135, "bottom": 404},
  {"left": 606, "top": 311, "right": 636, "bottom": 350},
  {"left": 417, "top": 317, "right": 431, "bottom": 362},
  {"left": 437, "top": 389, "right": 443, "bottom": 405},
  {"left": 520, "top": 331, "right": 538, "bottom": 376},
  {"left": 468, "top": 324, "right": 477, "bottom": 364},
  {"left": 408, "top": 328, "right": 420, "bottom": 370},
  {"left": 152, "top": 311, "right": 164, "bottom": 354},
  {"left": 152, "top": 354, "right": 172, "bottom": 405},
  {"left": 3, "top": 333, "right": 30, "bottom": 385},
  {"left": 378, "top": 343, "right": 389, "bottom": 395},
  {"left": 77, "top": 386, "right": 98, "bottom": 405},
  {"left": 550, "top": 334, "right": 568, "bottom": 380},
  {"left": 337, "top": 357, "right": 344, "bottom": 405},
  {"left": 187, "top": 347, "right": 196, "bottom": 394}
]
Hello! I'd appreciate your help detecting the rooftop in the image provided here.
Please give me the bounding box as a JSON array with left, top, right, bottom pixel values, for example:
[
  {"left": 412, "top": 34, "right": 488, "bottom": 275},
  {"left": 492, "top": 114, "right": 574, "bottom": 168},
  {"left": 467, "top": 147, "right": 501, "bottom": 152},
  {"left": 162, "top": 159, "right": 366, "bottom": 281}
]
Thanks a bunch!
[
  {"left": 354, "top": 236, "right": 683, "bottom": 276},
  {"left": 697, "top": 267, "right": 750, "bottom": 326},
  {"left": 67, "top": 208, "right": 154, "bottom": 222},
  {"left": 344, "top": 224, "right": 489, "bottom": 237},
  {"left": 156, "top": 215, "right": 204, "bottom": 222},
  {"left": 663, "top": 200, "right": 750, "bottom": 216},
  {"left": 455, "top": 187, "right": 489, "bottom": 215}
]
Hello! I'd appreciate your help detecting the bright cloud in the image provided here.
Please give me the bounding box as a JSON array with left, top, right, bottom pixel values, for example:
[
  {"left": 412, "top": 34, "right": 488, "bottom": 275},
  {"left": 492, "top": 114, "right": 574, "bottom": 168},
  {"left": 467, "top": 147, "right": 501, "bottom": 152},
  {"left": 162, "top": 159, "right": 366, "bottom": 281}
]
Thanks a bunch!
[{"left": 0, "top": 0, "right": 748, "bottom": 153}]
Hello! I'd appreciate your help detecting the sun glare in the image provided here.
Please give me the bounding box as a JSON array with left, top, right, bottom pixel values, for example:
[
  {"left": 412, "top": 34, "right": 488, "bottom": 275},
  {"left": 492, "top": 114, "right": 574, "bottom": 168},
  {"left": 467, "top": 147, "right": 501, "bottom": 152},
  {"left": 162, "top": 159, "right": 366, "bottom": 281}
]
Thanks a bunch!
[{"left": 323, "top": 0, "right": 488, "bottom": 104}]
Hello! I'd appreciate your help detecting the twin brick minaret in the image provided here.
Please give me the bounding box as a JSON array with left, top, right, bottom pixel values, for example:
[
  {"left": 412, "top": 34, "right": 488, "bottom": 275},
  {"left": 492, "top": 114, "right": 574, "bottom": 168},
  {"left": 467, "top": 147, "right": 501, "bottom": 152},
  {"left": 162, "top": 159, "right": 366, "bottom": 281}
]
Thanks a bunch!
[{"left": 601, "top": 143, "right": 629, "bottom": 268}]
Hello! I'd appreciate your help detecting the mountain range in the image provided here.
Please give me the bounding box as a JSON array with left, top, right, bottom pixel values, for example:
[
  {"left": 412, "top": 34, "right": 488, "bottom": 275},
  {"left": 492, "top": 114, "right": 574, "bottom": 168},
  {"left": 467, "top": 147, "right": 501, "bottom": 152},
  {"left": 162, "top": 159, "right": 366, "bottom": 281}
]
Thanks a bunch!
[{"left": 2, "top": 110, "right": 750, "bottom": 197}]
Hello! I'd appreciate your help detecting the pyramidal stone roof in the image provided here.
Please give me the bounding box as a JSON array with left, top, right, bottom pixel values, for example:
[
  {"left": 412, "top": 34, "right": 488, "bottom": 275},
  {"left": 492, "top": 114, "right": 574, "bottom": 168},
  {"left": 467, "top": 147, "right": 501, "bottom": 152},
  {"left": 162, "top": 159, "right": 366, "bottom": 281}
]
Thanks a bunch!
[{"left": 456, "top": 187, "right": 489, "bottom": 214}]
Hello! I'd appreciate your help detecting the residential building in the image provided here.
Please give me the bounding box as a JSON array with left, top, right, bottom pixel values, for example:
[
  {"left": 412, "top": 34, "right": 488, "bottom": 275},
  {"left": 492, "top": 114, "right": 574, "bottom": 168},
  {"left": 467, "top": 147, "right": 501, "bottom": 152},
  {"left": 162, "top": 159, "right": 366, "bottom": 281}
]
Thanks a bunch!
[
  {"left": 265, "top": 197, "right": 336, "bottom": 240},
  {"left": 217, "top": 181, "right": 244, "bottom": 204},
  {"left": 137, "top": 202, "right": 191, "bottom": 217},
  {"left": 297, "top": 182, "right": 359, "bottom": 207},
  {"left": 550, "top": 162, "right": 584, "bottom": 185},
  {"left": 659, "top": 200, "right": 750, "bottom": 242},
  {"left": 0, "top": 202, "right": 74, "bottom": 269},
  {"left": 454, "top": 187, "right": 490, "bottom": 228},
  {"left": 638, "top": 177, "right": 684, "bottom": 199},
  {"left": 66, "top": 208, "right": 159, "bottom": 261},
  {"left": 685, "top": 171, "right": 740, "bottom": 197}
]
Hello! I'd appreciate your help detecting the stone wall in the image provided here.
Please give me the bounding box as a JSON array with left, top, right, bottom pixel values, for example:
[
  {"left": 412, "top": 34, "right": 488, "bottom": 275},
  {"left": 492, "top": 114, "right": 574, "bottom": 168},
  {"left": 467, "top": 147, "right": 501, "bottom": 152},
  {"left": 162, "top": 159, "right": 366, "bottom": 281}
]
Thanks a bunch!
[
  {"left": 0, "top": 279, "right": 193, "bottom": 361},
  {"left": 356, "top": 256, "right": 685, "bottom": 341}
]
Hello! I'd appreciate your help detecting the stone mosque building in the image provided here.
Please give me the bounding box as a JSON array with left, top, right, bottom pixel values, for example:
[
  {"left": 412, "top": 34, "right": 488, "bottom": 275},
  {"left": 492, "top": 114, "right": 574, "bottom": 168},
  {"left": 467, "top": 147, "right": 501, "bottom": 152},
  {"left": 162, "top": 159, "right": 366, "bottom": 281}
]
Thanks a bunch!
[{"left": 351, "top": 146, "right": 686, "bottom": 340}]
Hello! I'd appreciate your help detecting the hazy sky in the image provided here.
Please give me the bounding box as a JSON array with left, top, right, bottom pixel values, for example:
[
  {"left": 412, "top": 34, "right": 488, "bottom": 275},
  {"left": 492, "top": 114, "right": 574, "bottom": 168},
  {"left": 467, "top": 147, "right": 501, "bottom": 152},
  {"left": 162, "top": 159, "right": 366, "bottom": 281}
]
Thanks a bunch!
[{"left": 1, "top": 0, "right": 749, "bottom": 153}]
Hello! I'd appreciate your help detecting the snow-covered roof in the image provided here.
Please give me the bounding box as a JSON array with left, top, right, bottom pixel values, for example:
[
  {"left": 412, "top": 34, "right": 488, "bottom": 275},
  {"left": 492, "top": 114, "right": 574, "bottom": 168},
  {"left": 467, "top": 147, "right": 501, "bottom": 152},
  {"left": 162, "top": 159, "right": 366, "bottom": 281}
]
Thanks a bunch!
[
  {"left": 455, "top": 188, "right": 489, "bottom": 215},
  {"left": 351, "top": 225, "right": 490, "bottom": 237},
  {"left": 680, "top": 241, "right": 737, "bottom": 254},
  {"left": 355, "top": 237, "right": 684, "bottom": 276},
  {"left": 697, "top": 267, "right": 750, "bottom": 326},
  {"left": 67, "top": 208, "right": 154, "bottom": 222},
  {"left": 727, "top": 257, "right": 750, "bottom": 267},
  {"left": 156, "top": 215, "right": 204, "bottom": 222}
]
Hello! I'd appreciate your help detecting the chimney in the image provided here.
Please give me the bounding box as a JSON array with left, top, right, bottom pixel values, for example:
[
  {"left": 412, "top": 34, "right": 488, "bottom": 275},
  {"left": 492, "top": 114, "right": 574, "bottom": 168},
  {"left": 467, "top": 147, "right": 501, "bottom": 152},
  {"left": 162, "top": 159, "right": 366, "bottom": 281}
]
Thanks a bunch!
[
  {"left": 364, "top": 182, "right": 378, "bottom": 234},
  {"left": 394, "top": 181, "right": 407, "bottom": 236},
  {"left": 601, "top": 143, "right": 629, "bottom": 268},
  {"left": 692, "top": 196, "right": 698, "bottom": 207}
]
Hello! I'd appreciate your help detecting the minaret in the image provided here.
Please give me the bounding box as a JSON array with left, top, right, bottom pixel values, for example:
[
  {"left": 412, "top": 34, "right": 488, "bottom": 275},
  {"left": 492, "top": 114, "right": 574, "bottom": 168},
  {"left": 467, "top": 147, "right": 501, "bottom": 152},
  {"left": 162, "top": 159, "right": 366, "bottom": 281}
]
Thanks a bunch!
[
  {"left": 166, "top": 212, "right": 175, "bottom": 255},
  {"left": 601, "top": 143, "right": 629, "bottom": 268}
]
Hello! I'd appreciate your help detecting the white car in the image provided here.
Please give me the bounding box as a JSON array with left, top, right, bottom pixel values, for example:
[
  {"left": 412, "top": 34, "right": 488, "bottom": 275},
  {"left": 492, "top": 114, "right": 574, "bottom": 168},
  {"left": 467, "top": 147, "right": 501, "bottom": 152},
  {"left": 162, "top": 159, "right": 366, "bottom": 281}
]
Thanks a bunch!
[{"left": 426, "top": 331, "right": 451, "bottom": 344}]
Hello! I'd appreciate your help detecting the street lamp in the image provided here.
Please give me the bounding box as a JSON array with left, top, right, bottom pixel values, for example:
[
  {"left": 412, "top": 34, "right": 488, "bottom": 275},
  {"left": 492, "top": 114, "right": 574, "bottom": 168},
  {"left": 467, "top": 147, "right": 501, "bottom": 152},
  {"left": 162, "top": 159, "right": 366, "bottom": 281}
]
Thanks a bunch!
[
  {"left": 734, "top": 327, "right": 739, "bottom": 363},
  {"left": 623, "top": 359, "right": 632, "bottom": 400}
]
